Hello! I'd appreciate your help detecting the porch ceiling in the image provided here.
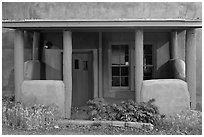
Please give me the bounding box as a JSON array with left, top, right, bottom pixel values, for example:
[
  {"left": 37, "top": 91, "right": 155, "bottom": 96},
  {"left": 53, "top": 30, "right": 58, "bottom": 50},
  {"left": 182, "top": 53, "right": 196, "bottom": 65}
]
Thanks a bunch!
[{"left": 2, "top": 19, "right": 202, "bottom": 30}]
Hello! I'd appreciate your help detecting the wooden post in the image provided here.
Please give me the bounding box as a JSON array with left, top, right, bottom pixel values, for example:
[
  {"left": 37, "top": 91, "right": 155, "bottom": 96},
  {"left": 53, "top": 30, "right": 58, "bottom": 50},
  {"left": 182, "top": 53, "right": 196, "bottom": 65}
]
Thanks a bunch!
[
  {"left": 14, "top": 30, "right": 24, "bottom": 102},
  {"left": 32, "top": 32, "right": 40, "bottom": 60},
  {"left": 63, "top": 30, "right": 72, "bottom": 118},
  {"left": 135, "top": 29, "right": 143, "bottom": 103},
  {"left": 170, "top": 31, "right": 178, "bottom": 59},
  {"left": 186, "top": 29, "right": 196, "bottom": 109},
  {"left": 93, "top": 50, "right": 98, "bottom": 98},
  {"left": 98, "top": 32, "right": 103, "bottom": 98}
]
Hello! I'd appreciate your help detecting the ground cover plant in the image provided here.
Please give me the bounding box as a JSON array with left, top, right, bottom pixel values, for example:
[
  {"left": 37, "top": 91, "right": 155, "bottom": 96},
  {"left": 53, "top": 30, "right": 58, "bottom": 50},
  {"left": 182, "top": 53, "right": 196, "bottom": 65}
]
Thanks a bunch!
[
  {"left": 2, "top": 96, "right": 60, "bottom": 130},
  {"left": 2, "top": 96, "right": 202, "bottom": 135}
]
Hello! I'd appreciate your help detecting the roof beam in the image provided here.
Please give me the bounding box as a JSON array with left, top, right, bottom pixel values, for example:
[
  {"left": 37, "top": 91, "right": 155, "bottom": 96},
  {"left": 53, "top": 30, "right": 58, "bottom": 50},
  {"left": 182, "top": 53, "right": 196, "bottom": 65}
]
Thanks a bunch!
[{"left": 2, "top": 20, "right": 202, "bottom": 29}]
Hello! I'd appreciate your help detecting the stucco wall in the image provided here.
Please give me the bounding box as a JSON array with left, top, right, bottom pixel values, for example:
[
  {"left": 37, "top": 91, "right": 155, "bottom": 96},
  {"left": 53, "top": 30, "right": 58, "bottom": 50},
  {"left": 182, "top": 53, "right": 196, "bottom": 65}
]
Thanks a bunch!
[
  {"left": 141, "top": 79, "right": 190, "bottom": 115},
  {"left": 73, "top": 32, "right": 99, "bottom": 50},
  {"left": 2, "top": 2, "right": 202, "bottom": 20}
]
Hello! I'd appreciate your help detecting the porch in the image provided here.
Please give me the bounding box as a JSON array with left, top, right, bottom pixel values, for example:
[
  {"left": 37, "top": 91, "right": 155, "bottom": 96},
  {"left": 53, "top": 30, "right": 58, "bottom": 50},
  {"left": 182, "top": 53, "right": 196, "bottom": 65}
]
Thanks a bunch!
[{"left": 2, "top": 19, "right": 201, "bottom": 118}]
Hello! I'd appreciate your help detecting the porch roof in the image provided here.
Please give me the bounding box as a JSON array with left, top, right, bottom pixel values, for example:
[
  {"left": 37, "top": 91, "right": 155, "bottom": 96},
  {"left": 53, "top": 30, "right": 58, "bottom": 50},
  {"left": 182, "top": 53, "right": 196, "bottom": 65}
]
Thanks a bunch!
[{"left": 2, "top": 19, "right": 202, "bottom": 30}]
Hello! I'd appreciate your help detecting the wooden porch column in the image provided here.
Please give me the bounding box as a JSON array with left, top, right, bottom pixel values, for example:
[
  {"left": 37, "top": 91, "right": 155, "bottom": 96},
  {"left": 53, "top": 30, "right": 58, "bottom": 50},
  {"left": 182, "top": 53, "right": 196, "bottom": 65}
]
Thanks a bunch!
[
  {"left": 14, "top": 30, "right": 24, "bottom": 102},
  {"left": 32, "top": 32, "right": 40, "bottom": 60},
  {"left": 170, "top": 31, "right": 178, "bottom": 59},
  {"left": 186, "top": 29, "right": 196, "bottom": 109},
  {"left": 135, "top": 29, "right": 144, "bottom": 103},
  {"left": 98, "top": 32, "right": 103, "bottom": 98},
  {"left": 63, "top": 30, "right": 72, "bottom": 118}
]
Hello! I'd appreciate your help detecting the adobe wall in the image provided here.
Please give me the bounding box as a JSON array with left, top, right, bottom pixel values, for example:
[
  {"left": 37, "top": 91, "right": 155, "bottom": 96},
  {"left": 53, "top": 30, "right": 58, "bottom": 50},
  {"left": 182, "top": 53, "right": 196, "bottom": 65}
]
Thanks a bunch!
[
  {"left": 2, "top": 2, "right": 201, "bottom": 20},
  {"left": 2, "top": 3, "right": 202, "bottom": 109}
]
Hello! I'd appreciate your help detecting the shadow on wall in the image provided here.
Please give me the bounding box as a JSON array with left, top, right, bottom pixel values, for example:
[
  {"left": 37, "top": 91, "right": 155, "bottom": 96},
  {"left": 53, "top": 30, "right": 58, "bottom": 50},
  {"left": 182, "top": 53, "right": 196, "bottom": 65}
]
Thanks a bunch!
[
  {"left": 157, "top": 59, "right": 185, "bottom": 81},
  {"left": 3, "top": 69, "right": 14, "bottom": 96}
]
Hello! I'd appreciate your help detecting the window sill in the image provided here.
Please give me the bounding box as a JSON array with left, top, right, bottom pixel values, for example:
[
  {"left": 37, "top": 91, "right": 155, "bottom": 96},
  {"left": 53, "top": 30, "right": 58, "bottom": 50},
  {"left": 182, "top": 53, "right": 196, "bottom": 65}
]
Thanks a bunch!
[{"left": 110, "top": 88, "right": 134, "bottom": 92}]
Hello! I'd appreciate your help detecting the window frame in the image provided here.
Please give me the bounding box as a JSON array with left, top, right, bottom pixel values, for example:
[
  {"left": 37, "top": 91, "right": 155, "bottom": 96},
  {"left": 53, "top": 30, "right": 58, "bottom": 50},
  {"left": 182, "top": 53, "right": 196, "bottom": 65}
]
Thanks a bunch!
[
  {"left": 108, "top": 42, "right": 133, "bottom": 91},
  {"left": 143, "top": 43, "right": 156, "bottom": 80}
]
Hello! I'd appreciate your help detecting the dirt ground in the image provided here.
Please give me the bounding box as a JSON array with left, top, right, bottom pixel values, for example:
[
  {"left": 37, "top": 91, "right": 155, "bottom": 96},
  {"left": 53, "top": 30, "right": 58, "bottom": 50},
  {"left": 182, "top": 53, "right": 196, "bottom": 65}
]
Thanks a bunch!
[{"left": 2, "top": 125, "right": 152, "bottom": 135}]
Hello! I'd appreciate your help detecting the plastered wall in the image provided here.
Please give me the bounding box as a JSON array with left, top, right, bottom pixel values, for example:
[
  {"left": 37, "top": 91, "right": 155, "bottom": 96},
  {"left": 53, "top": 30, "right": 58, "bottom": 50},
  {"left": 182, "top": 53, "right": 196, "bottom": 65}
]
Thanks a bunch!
[
  {"left": 2, "top": 3, "right": 202, "bottom": 107},
  {"left": 2, "top": 2, "right": 201, "bottom": 20}
]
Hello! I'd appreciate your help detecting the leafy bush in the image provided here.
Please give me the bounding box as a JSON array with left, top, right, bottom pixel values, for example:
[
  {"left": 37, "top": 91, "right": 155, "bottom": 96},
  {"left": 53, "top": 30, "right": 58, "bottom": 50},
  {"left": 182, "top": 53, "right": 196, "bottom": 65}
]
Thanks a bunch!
[
  {"left": 87, "top": 98, "right": 163, "bottom": 125},
  {"left": 2, "top": 96, "right": 60, "bottom": 130}
]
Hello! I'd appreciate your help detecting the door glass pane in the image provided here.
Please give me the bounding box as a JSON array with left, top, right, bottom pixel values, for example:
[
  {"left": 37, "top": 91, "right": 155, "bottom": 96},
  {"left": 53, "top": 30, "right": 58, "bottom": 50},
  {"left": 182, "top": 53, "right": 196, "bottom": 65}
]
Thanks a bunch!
[
  {"left": 74, "top": 59, "right": 79, "bottom": 69},
  {"left": 83, "top": 61, "right": 88, "bottom": 71},
  {"left": 112, "top": 77, "right": 120, "bottom": 86}
]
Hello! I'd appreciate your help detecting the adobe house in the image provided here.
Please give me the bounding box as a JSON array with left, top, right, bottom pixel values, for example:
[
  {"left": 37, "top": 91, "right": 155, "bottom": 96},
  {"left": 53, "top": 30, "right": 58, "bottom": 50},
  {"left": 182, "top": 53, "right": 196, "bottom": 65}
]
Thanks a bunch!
[{"left": 2, "top": 2, "right": 202, "bottom": 118}]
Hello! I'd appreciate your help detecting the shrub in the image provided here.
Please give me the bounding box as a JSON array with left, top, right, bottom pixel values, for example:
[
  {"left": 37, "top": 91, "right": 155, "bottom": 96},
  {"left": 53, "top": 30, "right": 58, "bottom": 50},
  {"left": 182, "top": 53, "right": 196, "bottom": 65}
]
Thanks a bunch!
[
  {"left": 87, "top": 98, "right": 163, "bottom": 125},
  {"left": 2, "top": 96, "right": 60, "bottom": 130}
]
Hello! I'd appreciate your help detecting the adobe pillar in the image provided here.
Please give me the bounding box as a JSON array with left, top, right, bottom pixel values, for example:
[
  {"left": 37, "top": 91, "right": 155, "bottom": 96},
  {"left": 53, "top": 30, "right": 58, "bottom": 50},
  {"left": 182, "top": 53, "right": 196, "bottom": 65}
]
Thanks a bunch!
[
  {"left": 186, "top": 29, "right": 196, "bottom": 109},
  {"left": 63, "top": 30, "right": 72, "bottom": 118},
  {"left": 135, "top": 29, "right": 144, "bottom": 103},
  {"left": 14, "top": 30, "right": 24, "bottom": 102}
]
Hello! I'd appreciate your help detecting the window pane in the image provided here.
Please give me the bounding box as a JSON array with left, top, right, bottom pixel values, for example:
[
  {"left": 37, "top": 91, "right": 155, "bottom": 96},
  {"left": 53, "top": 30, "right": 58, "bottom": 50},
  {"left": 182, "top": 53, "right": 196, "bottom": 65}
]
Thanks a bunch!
[
  {"left": 112, "top": 55, "right": 120, "bottom": 65},
  {"left": 144, "top": 67, "right": 153, "bottom": 76},
  {"left": 121, "top": 67, "right": 128, "bottom": 76},
  {"left": 112, "top": 45, "right": 120, "bottom": 65},
  {"left": 112, "top": 77, "right": 120, "bottom": 86},
  {"left": 121, "top": 77, "right": 128, "bottom": 86},
  {"left": 125, "top": 56, "right": 129, "bottom": 63},
  {"left": 121, "top": 45, "right": 129, "bottom": 55},
  {"left": 120, "top": 55, "right": 125, "bottom": 65},
  {"left": 145, "top": 56, "right": 152, "bottom": 65},
  {"left": 112, "top": 45, "right": 120, "bottom": 55},
  {"left": 120, "top": 45, "right": 129, "bottom": 65},
  {"left": 144, "top": 44, "right": 153, "bottom": 80},
  {"left": 144, "top": 45, "right": 152, "bottom": 54},
  {"left": 112, "top": 67, "right": 120, "bottom": 76}
]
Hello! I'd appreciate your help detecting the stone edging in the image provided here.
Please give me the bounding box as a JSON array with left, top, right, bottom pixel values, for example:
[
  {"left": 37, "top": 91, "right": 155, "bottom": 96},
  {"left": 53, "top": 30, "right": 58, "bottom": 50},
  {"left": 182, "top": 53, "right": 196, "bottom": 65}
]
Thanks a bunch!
[{"left": 57, "top": 119, "right": 154, "bottom": 130}]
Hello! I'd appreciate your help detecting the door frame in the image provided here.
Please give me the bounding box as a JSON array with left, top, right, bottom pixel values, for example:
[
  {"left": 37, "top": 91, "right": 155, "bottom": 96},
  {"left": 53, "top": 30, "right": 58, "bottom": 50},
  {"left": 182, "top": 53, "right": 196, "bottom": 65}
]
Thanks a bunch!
[{"left": 72, "top": 49, "right": 98, "bottom": 98}]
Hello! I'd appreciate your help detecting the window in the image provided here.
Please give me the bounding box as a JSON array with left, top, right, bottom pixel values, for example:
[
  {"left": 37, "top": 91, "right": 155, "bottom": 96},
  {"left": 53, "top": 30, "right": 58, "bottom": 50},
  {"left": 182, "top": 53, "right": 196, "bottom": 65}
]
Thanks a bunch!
[
  {"left": 111, "top": 45, "right": 129, "bottom": 87},
  {"left": 74, "top": 59, "right": 79, "bottom": 69},
  {"left": 143, "top": 44, "right": 154, "bottom": 80}
]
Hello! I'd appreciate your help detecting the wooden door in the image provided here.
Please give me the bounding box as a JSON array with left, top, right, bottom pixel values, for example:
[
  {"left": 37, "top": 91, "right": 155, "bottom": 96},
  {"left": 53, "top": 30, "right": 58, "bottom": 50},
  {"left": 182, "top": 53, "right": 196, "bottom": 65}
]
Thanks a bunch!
[{"left": 72, "top": 52, "right": 93, "bottom": 107}]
